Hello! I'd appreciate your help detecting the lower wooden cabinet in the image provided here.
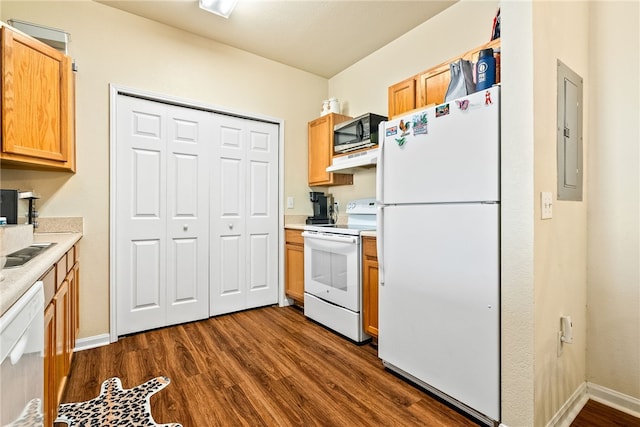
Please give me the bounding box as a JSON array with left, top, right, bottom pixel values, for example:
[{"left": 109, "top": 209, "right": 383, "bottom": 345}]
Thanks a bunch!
[
  {"left": 54, "top": 280, "right": 70, "bottom": 403},
  {"left": 284, "top": 229, "right": 305, "bottom": 305},
  {"left": 43, "top": 243, "right": 80, "bottom": 425},
  {"left": 43, "top": 301, "right": 56, "bottom": 427},
  {"left": 362, "top": 236, "right": 379, "bottom": 340}
]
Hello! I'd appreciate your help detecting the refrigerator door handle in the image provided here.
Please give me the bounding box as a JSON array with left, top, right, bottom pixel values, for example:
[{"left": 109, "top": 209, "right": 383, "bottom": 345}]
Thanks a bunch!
[
  {"left": 375, "top": 122, "right": 385, "bottom": 204},
  {"left": 376, "top": 205, "right": 384, "bottom": 286}
]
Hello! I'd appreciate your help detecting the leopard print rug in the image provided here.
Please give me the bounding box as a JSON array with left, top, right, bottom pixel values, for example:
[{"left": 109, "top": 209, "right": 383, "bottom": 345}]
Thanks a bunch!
[{"left": 55, "top": 376, "right": 182, "bottom": 427}]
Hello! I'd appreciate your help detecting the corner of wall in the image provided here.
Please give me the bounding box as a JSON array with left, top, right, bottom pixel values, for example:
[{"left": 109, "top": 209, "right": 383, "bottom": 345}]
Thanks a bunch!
[
  {"left": 531, "top": 1, "right": 590, "bottom": 425},
  {"left": 499, "top": 1, "right": 536, "bottom": 425}
]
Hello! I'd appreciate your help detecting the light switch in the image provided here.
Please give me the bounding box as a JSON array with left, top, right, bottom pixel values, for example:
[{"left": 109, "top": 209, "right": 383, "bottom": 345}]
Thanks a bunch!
[
  {"left": 541, "top": 192, "right": 553, "bottom": 219},
  {"left": 287, "top": 196, "right": 294, "bottom": 209}
]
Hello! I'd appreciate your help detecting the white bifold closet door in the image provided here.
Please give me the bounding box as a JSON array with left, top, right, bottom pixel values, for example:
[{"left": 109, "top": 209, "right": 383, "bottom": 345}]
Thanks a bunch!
[
  {"left": 209, "top": 115, "right": 279, "bottom": 316},
  {"left": 115, "top": 93, "right": 280, "bottom": 336},
  {"left": 115, "top": 95, "right": 212, "bottom": 336}
]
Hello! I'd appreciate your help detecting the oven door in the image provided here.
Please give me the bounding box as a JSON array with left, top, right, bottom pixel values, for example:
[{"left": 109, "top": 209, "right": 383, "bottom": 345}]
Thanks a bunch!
[{"left": 302, "top": 231, "right": 360, "bottom": 312}]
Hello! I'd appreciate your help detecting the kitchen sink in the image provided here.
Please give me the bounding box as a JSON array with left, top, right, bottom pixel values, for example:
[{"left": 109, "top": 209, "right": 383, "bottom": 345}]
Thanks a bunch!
[{"left": 4, "top": 243, "right": 57, "bottom": 268}]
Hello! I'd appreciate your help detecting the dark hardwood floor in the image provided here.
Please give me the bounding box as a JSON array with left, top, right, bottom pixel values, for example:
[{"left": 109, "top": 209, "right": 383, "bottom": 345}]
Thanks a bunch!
[
  {"left": 61, "top": 306, "right": 479, "bottom": 426},
  {"left": 62, "top": 306, "right": 639, "bottom": 427},
  {"left": 571, "top": 400, "right": 640, "bottom": 427}
]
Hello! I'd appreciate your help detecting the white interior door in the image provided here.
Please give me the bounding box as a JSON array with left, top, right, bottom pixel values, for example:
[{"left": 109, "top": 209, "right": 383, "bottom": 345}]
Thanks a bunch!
[
  {"left": 115, "top": 95, "right": 211, "bottom": 335},
  {"left": 210, "top": 115, "right": 279, "bottom": 316}
]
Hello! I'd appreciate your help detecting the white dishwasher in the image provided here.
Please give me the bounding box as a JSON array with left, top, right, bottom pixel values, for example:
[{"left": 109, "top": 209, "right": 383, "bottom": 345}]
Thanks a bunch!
[{"left": 0, "top": 281, "right": 45, "bottom": 426}]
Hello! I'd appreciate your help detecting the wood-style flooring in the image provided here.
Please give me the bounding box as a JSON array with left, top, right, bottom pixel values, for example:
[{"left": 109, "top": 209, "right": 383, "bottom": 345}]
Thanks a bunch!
[
  {"left": 62, "top": 305, "right": 639, "bottom": 427},
  {"left": 571, "top": 400, "right": 640, "bottom": 427},
  {"left": 61, "top": 306, "right": 479, "bottom": 426}
]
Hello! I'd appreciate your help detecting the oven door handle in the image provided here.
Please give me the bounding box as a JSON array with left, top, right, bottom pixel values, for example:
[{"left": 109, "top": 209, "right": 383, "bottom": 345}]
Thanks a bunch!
[{"left": 302, "top": 231, "right": 358, "bottom": 245}]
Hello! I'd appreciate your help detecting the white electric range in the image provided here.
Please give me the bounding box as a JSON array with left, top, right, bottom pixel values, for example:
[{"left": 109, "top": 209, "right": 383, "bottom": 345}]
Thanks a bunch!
[{"left": 301, "top": 198, "right": 376, "bottom": 343}]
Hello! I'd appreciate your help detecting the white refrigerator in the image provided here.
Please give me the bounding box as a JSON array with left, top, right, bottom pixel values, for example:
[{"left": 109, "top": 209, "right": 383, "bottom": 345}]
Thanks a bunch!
[{"left": 376, "top": 86, "right": 500, "bottom": 424}]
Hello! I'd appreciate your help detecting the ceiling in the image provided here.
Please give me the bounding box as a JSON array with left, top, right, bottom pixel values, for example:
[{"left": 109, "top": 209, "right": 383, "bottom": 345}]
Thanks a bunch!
[{"left": 96, "top": 0, "right": 457, "bottom": 78}]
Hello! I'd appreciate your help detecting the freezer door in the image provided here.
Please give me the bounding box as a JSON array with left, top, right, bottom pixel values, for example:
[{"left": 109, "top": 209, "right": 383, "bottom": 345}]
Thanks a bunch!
[
  {"left": 379, "top": 86, "right": 500, "bottom": 204},
  {"left": 378, "top": 203, "right": 500, "bottom": 421}
]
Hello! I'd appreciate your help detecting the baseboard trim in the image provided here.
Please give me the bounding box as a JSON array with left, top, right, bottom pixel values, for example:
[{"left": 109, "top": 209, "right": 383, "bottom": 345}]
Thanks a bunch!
[
  {"left": 546, "top": 382, "right": 589, "bottom": 427},
  {"left": 587, "top": 382, "right": 640, "bottom": 418},
  {"left": 546, "top": 381, "right": 640, "bottom": 426},
  {"left": 74, "top": 333, "right": 110, "bottom": 352}
]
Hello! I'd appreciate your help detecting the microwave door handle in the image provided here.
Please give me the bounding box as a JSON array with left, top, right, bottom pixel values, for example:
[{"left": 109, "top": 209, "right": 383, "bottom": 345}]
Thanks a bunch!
[{"left": 356, "top": 120, "right": 364, "bottom": 141}]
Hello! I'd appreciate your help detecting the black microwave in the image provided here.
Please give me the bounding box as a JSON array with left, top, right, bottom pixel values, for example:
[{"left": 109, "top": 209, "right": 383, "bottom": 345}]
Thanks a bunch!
[{"left": 333, "top": 113, "right": 387, "bottom": 154}]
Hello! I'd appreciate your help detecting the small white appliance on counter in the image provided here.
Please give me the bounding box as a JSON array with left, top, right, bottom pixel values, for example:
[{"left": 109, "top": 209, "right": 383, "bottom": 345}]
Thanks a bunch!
[
  {"left": 302, "top": 198, "right": 376, "bottom": 343},
  {"left": 376, "top": 86, "right": 501, "bottom": 425},
  {"left": 0, "top": 281, "right": 45, "bottom": 425}
]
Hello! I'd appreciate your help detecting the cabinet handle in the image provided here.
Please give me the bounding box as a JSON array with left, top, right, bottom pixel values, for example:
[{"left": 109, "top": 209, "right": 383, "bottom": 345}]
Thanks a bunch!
[
  {"left": 228, "top": 223, "right": 234, "bottom": 229},
  {"left": 183, "top": 224, "right": 188, "bottom": 231}
]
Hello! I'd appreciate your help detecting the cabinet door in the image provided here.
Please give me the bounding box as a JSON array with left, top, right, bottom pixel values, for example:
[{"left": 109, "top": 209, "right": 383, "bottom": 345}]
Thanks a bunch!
[
  {"left": 284, "top": 230, "right": 305, "bottom": 304},
  {"left": 73, "top": 262, "right": 80, "bottom": 339},
  {"left": 308, "top": 114, "right": 353, "bottom": 186},
  {"left": 66, "top": 268, "right": 77, "bottom": 360},
  {"left": 362, "top": 237, "right": 379, "bottom": 339},
  {"left": 54, "top": 280, "right": 70, "bottom": 404},
  {"left": 417, "top": 63, "right": 450, "bottom": 109},
  {"left": 387, "top": 76, "right": 416, "bottom": 119},
  {"left": 43, "top": 303, "right": 56, "bottom": 427},
  {"left": 1, "top": 27, "right": 75, "bottom": 171}
]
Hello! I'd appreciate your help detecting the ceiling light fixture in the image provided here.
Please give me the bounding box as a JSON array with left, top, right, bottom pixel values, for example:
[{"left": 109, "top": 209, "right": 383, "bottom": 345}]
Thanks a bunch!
[{"left": 199, "top": 0, "right": 238, "bottom": 18}]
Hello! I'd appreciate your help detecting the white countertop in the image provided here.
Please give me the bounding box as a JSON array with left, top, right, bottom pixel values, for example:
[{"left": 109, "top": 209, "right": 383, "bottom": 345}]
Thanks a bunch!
[
  {"left": 284, "top": 224, "right": 306, "bottom": 231},
  {"left": 0, "top": 232, "right": 82, "bottom": 316}
]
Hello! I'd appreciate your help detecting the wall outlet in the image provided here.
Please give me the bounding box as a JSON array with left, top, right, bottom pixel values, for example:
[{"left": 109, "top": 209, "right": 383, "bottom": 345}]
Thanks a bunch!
[
  {"left": 541, "top": 192, "right": 553, "bottom": 219},
  {"left": 287, "top": 196, "right": 294, "bottom": 209}
]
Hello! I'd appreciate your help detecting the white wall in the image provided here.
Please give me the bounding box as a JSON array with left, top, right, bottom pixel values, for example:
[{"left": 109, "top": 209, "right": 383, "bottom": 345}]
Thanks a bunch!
[
  {"left": 0, "top": 0, "right": 326, "bottom": 337},
  {"left": 532, "top": 2, "right": 590, "bottom": 425},
  {"left": 587, "top": 1, "right": 640, "bottom": 401}
]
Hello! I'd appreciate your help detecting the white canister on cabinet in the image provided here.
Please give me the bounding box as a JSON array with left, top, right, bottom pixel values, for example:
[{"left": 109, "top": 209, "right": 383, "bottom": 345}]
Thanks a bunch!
[
  {"left": 328, "top": 97, "right": 340, "bottom": 114},
  {"left": 321, "top": 100, "right": 330, "bottom": 116}
]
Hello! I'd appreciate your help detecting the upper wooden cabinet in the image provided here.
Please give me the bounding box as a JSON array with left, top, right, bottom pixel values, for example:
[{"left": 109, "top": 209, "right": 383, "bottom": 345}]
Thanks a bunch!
[
  {"left": 308, "top": 113, "right": 353, "bottom": 187},
  {"left": 387, "top": 76, "right": 416, "bottom": 121},
  {"left": 1, "top": 26, "right": 76, "bottom": 172},
  {"left": 388, "top": 38, "right": 500, "bottom": 119}
]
